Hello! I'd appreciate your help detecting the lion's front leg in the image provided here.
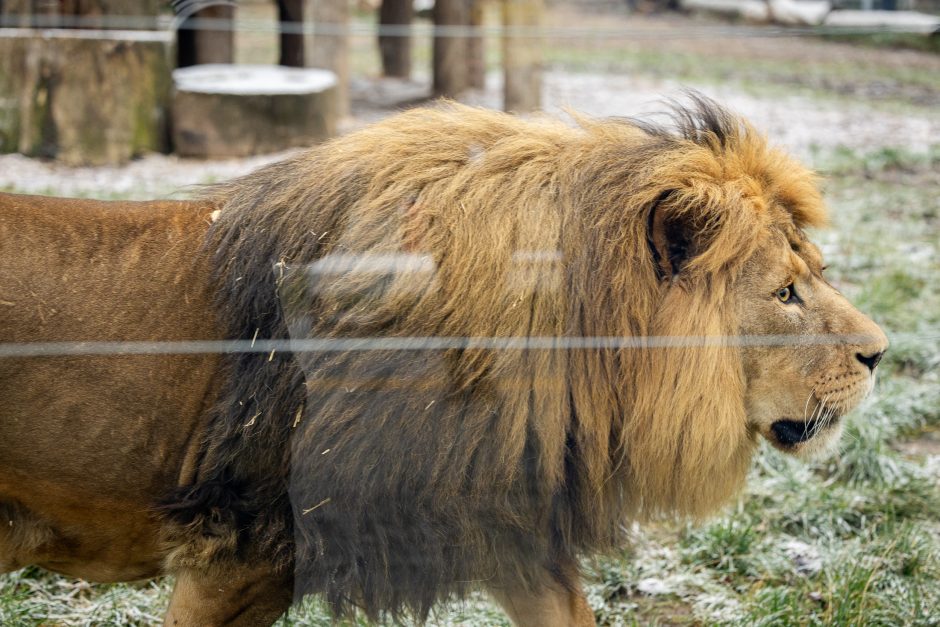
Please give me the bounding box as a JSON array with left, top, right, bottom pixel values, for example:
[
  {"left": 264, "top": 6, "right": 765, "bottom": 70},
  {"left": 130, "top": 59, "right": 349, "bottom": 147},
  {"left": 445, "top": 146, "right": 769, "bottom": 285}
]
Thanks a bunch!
[
  {"left": 487, "top": 559, "right": 596, "bottom": 627},
  {"left": 163, "top": 564, "right": 291, "bottom": 627}
]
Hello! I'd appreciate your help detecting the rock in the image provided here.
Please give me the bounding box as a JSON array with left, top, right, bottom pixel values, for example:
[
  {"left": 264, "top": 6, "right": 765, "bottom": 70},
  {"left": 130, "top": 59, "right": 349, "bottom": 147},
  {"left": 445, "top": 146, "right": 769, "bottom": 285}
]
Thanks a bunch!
[
  {"left": 680, "top": 0, "right": 770, "bottom": 22},
  {"left": 171, "top": 64, "right": 339, "bottom": 159},
  {"left": 824, "top": 10, "right": 940, "bottom": 34},
  {"left": 767, "top": 0, "right": 831, "bottom": 26}
]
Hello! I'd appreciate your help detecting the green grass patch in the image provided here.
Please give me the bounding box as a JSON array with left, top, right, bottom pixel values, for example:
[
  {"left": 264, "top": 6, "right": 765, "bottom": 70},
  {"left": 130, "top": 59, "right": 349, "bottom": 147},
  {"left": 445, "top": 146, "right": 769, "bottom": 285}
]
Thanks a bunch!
[{"left": 821, "top": 32, "right": 940, "bottom": 55}]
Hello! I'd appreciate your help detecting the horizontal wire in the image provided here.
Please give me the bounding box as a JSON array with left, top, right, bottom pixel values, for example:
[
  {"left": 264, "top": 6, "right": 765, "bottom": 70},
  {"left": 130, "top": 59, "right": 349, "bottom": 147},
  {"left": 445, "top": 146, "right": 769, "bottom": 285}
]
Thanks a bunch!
[
  {"left": 0, "top": 14, "right": 935, "bottom": 38},
  {"left": 0, "top": 332, "right": 931, "bottom": 358}
]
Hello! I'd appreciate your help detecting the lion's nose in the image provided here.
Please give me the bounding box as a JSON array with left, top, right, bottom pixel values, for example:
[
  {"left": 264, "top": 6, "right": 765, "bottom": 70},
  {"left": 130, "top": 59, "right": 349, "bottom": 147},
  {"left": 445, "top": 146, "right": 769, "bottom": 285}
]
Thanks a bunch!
[{"left": 856, "top": 350, "right": 884, "bottom": 372}]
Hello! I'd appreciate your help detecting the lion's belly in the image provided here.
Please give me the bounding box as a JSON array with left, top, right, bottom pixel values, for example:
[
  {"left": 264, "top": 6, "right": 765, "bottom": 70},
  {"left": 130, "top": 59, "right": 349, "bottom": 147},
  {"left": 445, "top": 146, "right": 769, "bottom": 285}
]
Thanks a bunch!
[
  {"left": 0, "top": 483, "right": 166, "bottom": 582},
  {"left": 0, "top": 352, "right": 220, "bottom": 582}
]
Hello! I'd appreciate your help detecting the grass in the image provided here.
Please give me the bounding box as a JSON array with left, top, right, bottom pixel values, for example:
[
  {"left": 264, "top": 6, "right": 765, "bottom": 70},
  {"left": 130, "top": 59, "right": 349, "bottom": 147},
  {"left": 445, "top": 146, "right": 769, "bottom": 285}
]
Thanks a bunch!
[
  {"left": 2, "top": 17, "right": 939, "bottom": 626},
  {"left": 0, "top": 569, "right": 168, "bottom": 626},
  {"left": 820, "top": 33, "right": 940, "bottom": 55}
]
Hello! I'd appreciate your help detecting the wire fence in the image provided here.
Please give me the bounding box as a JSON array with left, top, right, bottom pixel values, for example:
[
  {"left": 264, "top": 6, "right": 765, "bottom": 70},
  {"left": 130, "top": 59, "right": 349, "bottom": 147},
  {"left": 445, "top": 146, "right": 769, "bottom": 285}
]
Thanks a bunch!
[
  {"left": 0, "top": 13, "right": 937, "bottom": 37},
  {"left": 0, "top": 332, "right": 934, "bottom": 358}
]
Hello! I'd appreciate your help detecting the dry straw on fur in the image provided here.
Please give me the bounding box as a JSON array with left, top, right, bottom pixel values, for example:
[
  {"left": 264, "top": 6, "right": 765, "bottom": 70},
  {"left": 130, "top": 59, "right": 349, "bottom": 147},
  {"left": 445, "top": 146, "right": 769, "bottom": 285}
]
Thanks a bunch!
[{"left": 162, "top": 96, "right": 826, "bottom": 620}]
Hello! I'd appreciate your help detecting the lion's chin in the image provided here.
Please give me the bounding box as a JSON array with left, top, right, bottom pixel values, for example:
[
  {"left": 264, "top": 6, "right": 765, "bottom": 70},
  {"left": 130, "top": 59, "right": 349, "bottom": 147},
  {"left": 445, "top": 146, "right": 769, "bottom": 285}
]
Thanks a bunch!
[{"left": 768, "top": 417, "right": 844, "bottom": 459}]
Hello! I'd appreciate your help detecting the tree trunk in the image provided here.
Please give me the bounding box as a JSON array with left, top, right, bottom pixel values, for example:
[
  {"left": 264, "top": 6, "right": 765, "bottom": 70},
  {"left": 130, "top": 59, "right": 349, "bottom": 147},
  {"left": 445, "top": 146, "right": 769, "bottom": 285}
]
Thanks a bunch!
[
  {"left": 1, "top": 0, "right": 161, "bottom": 28},
  {"left": 503, "top": 0, "right": 542, "bottom": 111},
  {"left": 172, "top": 65, "right": 338, "bottom": 158},
  {"left": 433, "top": 0, "right": 468, "bottom": 97},
  {"left": 177, "top": 5, "right": 235, "bottom": 68},
  {"left": 31, "top": 0, "right": 59, "bottom": 27},
  {"left": 0, "top": 1, "right": 33, "bottom": 28},
  {"left": 65, "top": 0, "right": 162, "bottom": 29},
  {"left": 305, "top": 0, "right": 349, "bottom": 117},
  {"left": 467, "top": 0, "right": 485, "bottom": 89},
  {"left": 379, "top": 0, "right": 411, "bottom": 78},
  {"left": 278, "top": 0, "right": 305, "bottom": 67},
  {"left": 0, "top": 29, "right": 172, "bottom": 164}
]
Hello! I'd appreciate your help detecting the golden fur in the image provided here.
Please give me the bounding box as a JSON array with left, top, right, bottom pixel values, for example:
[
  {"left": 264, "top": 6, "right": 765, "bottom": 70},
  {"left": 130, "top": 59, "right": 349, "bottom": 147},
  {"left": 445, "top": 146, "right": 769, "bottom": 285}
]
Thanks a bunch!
[{"left": 0, "top": 97, "right": 887, "bottom": 626}]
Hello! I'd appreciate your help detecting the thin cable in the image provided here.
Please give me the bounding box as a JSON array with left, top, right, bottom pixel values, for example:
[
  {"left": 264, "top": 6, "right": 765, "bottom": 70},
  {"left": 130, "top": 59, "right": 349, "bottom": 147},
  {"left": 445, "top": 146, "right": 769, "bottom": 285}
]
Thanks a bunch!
[
  {"left": 0, "top": 332, "right": 932, "bottom": 358},
  {"left": 0, "top": 14, "right": 935, "bottom": 37}
]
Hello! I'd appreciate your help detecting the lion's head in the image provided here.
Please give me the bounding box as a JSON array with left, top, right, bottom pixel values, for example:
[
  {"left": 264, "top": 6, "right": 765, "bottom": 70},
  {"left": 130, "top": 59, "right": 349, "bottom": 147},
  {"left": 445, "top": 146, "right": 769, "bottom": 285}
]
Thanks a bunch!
[
  {"left": 736, "top": 224, "right": 887, "bottom": 457},
  {"left": 609, "top": 98, "right": 889, "bottom": 518}
]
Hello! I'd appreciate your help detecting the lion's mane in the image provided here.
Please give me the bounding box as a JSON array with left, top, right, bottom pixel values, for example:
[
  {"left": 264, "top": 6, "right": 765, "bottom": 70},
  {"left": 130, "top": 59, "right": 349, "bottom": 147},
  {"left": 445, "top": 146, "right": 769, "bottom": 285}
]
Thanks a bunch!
[{"left": 163, "top": 96, "right": 826, "bottom": 620}]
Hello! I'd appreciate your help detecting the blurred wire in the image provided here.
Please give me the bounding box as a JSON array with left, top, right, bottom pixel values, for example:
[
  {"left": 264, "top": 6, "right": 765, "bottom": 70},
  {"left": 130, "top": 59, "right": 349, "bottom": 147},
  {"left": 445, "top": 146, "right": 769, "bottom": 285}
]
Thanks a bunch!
[
  {"left": 0, "top": 332, "right": 933, "bottom": 358},
  {"left": 0, "top": 14, "right": 936, "bottom": 37}
]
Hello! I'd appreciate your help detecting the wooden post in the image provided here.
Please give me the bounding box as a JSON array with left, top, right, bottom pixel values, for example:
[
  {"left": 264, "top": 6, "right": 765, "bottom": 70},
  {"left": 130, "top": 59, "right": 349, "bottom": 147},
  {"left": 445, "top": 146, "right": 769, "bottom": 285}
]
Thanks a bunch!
[
  {"left": 278, "top": 0, "right": 305, "bottom": 67},
  {"left": 0, "top": 1, "right": 33, "bottom": 28},
  {"left": 379, "top": 0, "right": 412, "bottom": 78},
  {"left": 177, "top": 5, "right": 235, "bottom": 67},
  {"left": 305, "top": 0, "right": 349, "bottom": 117},
  {"left": 502, "top": 0, "right": 542, "bottom": 112},
  {"left": 172, "top": 66, "right": 337, "bottom": 158},
  {"left": 0, "top": 28, "right": 172, "bottom": 164},
  {"left": 31, "top": 0, "right": 60, "bottom": 28},
  {"left": 467, "top": 0, "right": 485, "bottom": 89},
  {"left": 1, "top": 0, "right": 161, "bottom": 29},
  {"left": 433, "top": 0, "right": 468, "bottom": 97}
]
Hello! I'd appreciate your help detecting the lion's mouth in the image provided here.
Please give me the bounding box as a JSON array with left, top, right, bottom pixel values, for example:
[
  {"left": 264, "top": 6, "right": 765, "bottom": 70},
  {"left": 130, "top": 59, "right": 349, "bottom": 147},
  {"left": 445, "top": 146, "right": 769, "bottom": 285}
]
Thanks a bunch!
[{"left": 770, "top": 417, "right": 829, "bottom": 447}]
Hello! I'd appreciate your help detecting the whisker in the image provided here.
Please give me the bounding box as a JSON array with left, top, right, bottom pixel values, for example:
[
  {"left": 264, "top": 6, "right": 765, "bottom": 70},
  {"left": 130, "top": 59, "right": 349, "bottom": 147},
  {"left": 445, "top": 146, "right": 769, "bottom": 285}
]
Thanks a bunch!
[
  {"left": 802, "top": 387, "right": 818, "bottom": 423},
  {"left": 818, "top": 394, "right": 834, "bottom": 430},
  {"left": 806, "top": 392, "right": 833, "bottom": 440},
  {"left": 804, "top": 398, "right": 822, "bottom": 439}
]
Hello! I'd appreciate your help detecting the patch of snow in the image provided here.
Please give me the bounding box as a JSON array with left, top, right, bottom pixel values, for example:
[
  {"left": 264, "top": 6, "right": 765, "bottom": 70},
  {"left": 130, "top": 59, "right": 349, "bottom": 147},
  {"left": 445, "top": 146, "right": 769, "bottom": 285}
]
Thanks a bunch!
[
  {"left": 783, "top": 538, "right": 823, "bottom": 575},
  {"left": 637, "top": 577, "right": 673, "bottom": 596},
  {"left": 692, "top": 591, "right": 744, "bottom": 622},
  {"left": 173, "top": 64, "right": 337, "bottom": 95}
]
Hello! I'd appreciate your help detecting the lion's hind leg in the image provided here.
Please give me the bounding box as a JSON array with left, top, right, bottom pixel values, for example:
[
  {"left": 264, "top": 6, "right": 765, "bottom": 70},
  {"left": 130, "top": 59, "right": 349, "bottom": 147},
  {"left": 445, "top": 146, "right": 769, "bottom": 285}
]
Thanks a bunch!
[{"left": 163, "top": 565, "right": 292, "bottom": 627}]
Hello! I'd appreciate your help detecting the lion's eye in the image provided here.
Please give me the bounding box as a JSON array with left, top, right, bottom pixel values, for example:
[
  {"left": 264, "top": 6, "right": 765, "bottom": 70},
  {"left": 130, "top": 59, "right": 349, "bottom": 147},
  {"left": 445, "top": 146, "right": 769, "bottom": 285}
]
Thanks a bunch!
[{"left": 776, "top": 284, "right": 795, "bottom": 303}]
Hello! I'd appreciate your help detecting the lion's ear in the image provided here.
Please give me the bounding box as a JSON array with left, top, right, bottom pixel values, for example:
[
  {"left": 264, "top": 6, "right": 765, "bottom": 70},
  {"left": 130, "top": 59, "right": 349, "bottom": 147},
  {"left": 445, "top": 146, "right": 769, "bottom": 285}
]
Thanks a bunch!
[{"left": 646, "top": 191, "right": 700, "bottom": 280}]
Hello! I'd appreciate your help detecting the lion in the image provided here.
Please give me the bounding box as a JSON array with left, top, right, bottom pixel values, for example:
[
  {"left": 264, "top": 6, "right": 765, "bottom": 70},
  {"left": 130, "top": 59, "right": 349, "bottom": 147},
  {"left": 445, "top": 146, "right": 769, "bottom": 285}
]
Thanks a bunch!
[{"left": 0, "top": 96, "right": 887, "bottom": 626}]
